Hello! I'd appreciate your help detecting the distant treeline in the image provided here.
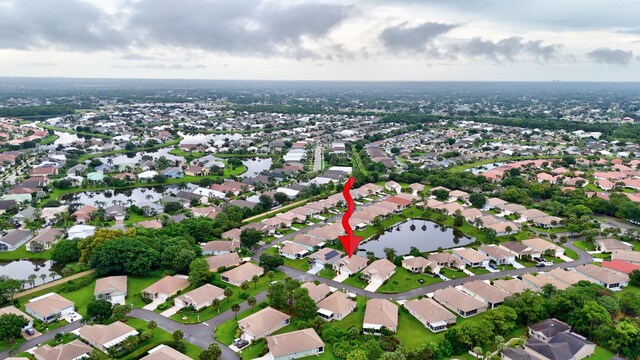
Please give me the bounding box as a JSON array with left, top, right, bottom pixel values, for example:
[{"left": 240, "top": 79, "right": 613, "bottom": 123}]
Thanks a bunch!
[
  {"left": 0, "top": 105, "right": 76, "bottom": 118},
  {"left": 381, "top": 113, "right": 640, "bottom": 142}
]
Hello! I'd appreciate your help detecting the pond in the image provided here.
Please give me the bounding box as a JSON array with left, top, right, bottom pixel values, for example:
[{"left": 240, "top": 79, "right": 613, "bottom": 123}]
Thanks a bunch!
[
  {"left": 465, "top": 162, "right": 506, "bottom": 175},
  {"left": 53, "top": 131, "right": 82, "bottom": 146},
  {"left": 60, "top": 186, "right": 169, "bottom": 207},
  {"left": 100, "top": 147, "right": 185, "bottom": 165},
  {"left": 0, "top": 259, "right": 62, "bottom": 288},
  {"left": 356, "top": 219, "right": 474, "bottom": 258},
  {"left": 242, "top": 158, "right": 273, "bottom": 178},
  {"left": 179, "top": 132, "right": 243, "bottom": 145}
]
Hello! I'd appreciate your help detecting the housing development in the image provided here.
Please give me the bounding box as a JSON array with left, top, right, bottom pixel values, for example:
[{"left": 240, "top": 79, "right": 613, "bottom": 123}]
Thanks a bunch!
[{"left": 1, "top": 80, "right": 640, "bottom": 360}]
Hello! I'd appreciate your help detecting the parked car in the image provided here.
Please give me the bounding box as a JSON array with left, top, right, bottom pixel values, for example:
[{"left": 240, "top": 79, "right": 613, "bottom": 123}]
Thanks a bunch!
[
  {"left": 488, "top": 263, "right": 498, "bottom": 270},
  {"left": 544, "top": 261, "right": 554, "bottom": 266},
  {"left": 536, "top": 262, "right": 546, "bottom": 267},
  {"left": 235, "top": 340, "right": 249, "bottom": 349},
  {"left": 24, "top": 328, "right": 35, "bottom": 336}
]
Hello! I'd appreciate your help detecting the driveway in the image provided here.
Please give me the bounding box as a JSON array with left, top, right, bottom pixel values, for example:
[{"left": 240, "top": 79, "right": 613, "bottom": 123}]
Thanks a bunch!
[
  {"left": 160, "top": 305, "right": 181, "bottom": 317},
  {"left": 143, "top": 298, "right": 164, "bottom": 310},
  {"left": 307, "top": 264, "right": 323, "bottom": 275}
]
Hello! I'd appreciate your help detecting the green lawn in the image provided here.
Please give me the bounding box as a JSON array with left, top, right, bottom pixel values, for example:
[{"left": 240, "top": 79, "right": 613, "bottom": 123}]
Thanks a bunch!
[
  {"left": 591, "top": 346, "right": 615, "bottom": 360},
  {"left": 562, "top": 247, "right": 578, "bottom": 260},
  {"left": 342, "top": 274, "right": 368, "bottom": 289},
  {"left": 127, "top": 271, "right": 167, "bottom": 308},
  {"left": 439, "top": 268, "right": 468, "bottom": 280},
  {"left": 468, "top": 267, "right": 490, "bottom": 275},
  {"left": 397, "top": 305, "right": 445, "bottom": 349},
  {"left": 318, "top": 267, "right": 337, "bottom": 280},
  {"left": 334, "top": 296, "right": 367, "bottom": 331},
  {"left": 171, "top": 271, "right": 286, "bottom": 324},
  {"left": 377, "top": 267, "right": 442, "bottom": 294},
  {"left": 0, "top": 245, "right": 51, "bottom": 260},
  {"left": 124, "top": 212, "right": 155, "bottom": 225},
  {"left": 573, "top": 240, "right": 595, "bottom": 251},
  {"left": 265, "top": 248, "right": 310, "bottom": 272},
  {"left": 124, "top": 317, "right": 201, "bottom": 359},
  {"left": 215, "top": 302, "right": 268, "bottom": 345}
]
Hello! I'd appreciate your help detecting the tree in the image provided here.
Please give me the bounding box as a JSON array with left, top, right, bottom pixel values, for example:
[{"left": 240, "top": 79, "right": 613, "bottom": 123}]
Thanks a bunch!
[
  {"left": 164, "top": 201, "right": 183, "bottom": 214},
  {"left": 630, "top": 269, "right": 640, "bottom": 287},
  {"left": 259, "top": 253, "right": 284, "bottom": 272},
  {"left": 112, "top": 304, "right": 133, "bottom": 322},
  {"left": 259, "top": 194, "right": 274, "bottom": 210},
  {"left": 39, "top": 274, "right": 47, "bottom": 284},
  {"left": 227, "top": 158, "right": 243, "bottom": 170},
  {"left": 189, "top": 258, "right": 211, "bottom": 286},
  {"left": 383, "top": 247, "right": 397, "bottom": 262},
  {"left": 0, "top": 277, "right": 22, "bottom": 306},
  {"left": 274, "top": 192, "right": 289, "bottom": 204},
  {"left": 172, "top": 329, "right": 184, "bottom": 342},
  {"left": 240, "top": 229, "right": 262, "bottom": 249},
  {"left": 147, "top": 320, "right": 157, "bottom": 334},
  {"left": 86, "top": 300, "right": 113, "bottom": 321},
  {"left": 199, "top": 343, "right": 222, "bottom": 360},
  {"left": 453, "top": 215, "right": 464, "bottom": 227},
  {"left": 251, "top": 275, "right": 259, "bottom": 289},
  {"left": 292, "top": 289, "right": 317, "bottom": 320},
  {"left": 223, "top": 288, "right": 233, "bottom": 302},
  {"left": 240, "top": 281, "right": 249, "bottom": 291},
  {"left": 485, "top": 306, "right": 517, "bottom": 335},
  {"left": 267, "top": 282, "right": 287, "bottom": 310},
  {"left": 231, "top": 303, "right": 241, "bottom": 319},
  {"left": 247, "top": 296, "right": 257, "bottom": 308},
  {"left": 469, "top": 193, "right": 486, "bottom": 208},
  {"left": 608, "top": 320, "right": 640, "bottom": 358},
  {"left": 570, "top": 300, "right": 612, "bottom": 338},
  {"left": 267, "top": 271, "right": 275, "bottom": 282},
  {"left": 89, "top": 238, "right": 160, "bottom": 276},
  {"left": 51, "top": 240, "right": 80, "bottom": 265},
  {"left": 432, "top": 189, "right": 449, "bottom": 201},
  {"left": 0, "top": 314, "right": 28, "bottom": 342},
  {"left": 347, "top": 349, "right": 368, "bottom": 360}
]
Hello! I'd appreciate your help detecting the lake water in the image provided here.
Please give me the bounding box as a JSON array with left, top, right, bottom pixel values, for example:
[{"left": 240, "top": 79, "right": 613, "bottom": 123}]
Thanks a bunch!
[
  {"left": 60, "top": 186, "right": 169, "bottom": 207},
  {"left": 242, "top": 158, "right": 273, "bottom": 178},
  {"left": 466, "top": 162, "right": 506, "bottom": 175},
  {"left": 356, "top": 219, "right": 474, "bottom": 258},
  {"left": 0, "top": 259, "right": 62, "bottom": 288},
  {"left": 179, "top": 132, "right": 243, "bottom": 145},
  {"left": 54, "top": 131, "right": 82, "bottom": 146},
  {"left": 100, "top": 147, "right": 185, "bottom": 165}
]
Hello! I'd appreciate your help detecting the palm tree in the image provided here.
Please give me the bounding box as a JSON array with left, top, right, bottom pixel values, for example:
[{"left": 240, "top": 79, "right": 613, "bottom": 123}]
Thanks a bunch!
[
  {"left": 172, "top": 330, "right": 184, "bottom": 342},
  {"left": 211, "top": 298, "right": 221, "bottom": 313},
  {"left": 240, "top": 281, "right": 249, "bottom": 292},
  {"left": 223, "top": 288, "right": 233, "bottom": 302},
  {"left": 28, "top": 274, "right": 37, "bottom": 288},
  {"left": 251, "top": 275, "right": 259, "bottom": 289},
  {"left": 383, "top": 247, "right": 397, "bottom": 262},
  {"left": 247, "top": 296, "right": 257, "bottom": 309},
  {"left": 49, "top": 273, "right": 56, "bottom": 282},
  {"left": 39, "top": 274, "right": 47, "bottom": 284},
  {"left": 231, "top": 303, "right": 241, "bottom": 319},
  {"left": 147, "top": 320, "right": 157, "bottom": 334},
  {"left": 267, "top": 271, "right": 275, "bottom": 282}
]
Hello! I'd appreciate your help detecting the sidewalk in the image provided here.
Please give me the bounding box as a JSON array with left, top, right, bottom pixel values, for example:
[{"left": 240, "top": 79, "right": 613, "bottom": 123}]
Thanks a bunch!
[{"left": 15, "top": 269, "right": 95, "bottom": 299}]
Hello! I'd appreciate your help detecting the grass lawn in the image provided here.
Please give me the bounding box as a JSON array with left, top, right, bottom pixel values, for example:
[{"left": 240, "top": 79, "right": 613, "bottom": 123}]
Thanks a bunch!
[
  {"left": 265, "top": 248, "right": 310, "bottom": 272},
  {"left": 573, "top": 240, "right": 595, "bottom": 251},
  {"left": 318, "top": 267, "right": 337, "bottom": 280},
  {"left": 171, "top": 271, "right": 286, "bottom": 324},
  {"left": 0, "top": 338, "right": 25, "bottom": 354},
  {"left": 127, "top": 271, "right": 167, "bottom": 308},
  {"left": 469, "top": 267, "right": 490, "bottom": 275},
  {"left": 342, "top": 274, "right": 368, "bottom": 289},
  {"left": 0, "top": 245, "right": 51, "bottom": 260},
  {"left": 334, "top": 296, "right": 367, "bottom": 331},
  {"left": 215, "top": 302, "right": 267, "bottom": 345},
  {"left": 124, "top": 212, "right": 155, "bottom": 225},
  {"left": 591, "top": 346, "right": 615, "bottom": 360},
  {"left": 124, "top": 317, "right": 201, "bottom": 359},
  {"left": 440, "top": 268, "right": 469, "bottom": 279},
  {"left": 397, "top": 306, "right": 445, "bottom": 348},
  {"left": 562, "top": 247, "right": 579, "bottom": 260},
  {"left": 377, "top": 267, "right": 442, "bottom": 294},
  {"left": 531, "top": 226, "right": 569, "bottom": 234}
]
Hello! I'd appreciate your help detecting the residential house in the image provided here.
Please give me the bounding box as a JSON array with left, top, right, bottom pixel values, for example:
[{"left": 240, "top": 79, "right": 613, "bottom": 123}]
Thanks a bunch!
[
  {"left": 547, "top": 268, "right": 590, "bottom": 286},
  {"left": 291, "top": 234, "right": 325, "bottom": 251},
  {"left": 575, "top": 264, "right": 629, "bottom": 290},
  {"left": 363, "top": 299, "right": 398, "bottom": 334},
  {"left": 25, "top": 293, "right": 75, "bottom": 323},
  {"left": 522, "top": 238, "right": 564, "bottom": 257},
  {"left": 0, "top": 305, "right": 34, "bottom": 331},
  {"left": 452, "top": 248, "right": 489, "bottom": 268},
  {"left": 492, "top": 278, "right": 535, "bottom": 295},
  {"left": 94, "top": 275, "right": 127, "bottom": 305},
  {"left": 612, "top": 249, "right": 640, "bottom": 264},
  {"left": 32, "top": 340, "right": 92, "bottom": 360},
  {"left": 401, "top": 256, "right": 433, "bottom": 273},
  {"left": 0, "top": 229, "right": 33, "bottom": 251},
  {"left": 522, "top": 273, "right": 570, "bottom": 291},
  {"left": 266, "top": 328, "right": 325, "bottom": 360},
  {"left": 524, "top": 332, "right": 595, "bottom": 360},
  {"left": 26, "top": 228, "right": 64, "bottom": 252},
  {"left": 404, "top": 298, "right": 456, "bottom": 333},
  {"left": 317, "top": 291, "right": 355, "bottom": 321},
  {"left": 279, "top": 241, "right": 310, "bottom": 259},
  {"left": 433, "top": 287, "right": 487, "bottom": 318},
  {"left": 301, "top": 282, "right": 331, "bottom": 303},
  {"left": 201, "top": 239, "right": 240, "bottom": 255},
  {"left": 309, "top": 248, "right": 344, "bottom": 268},
  {"left": 140, "top": 345, "right": 192, "bottom": 360},
  {"left": 485, "top": 221, "right": 519, "bottom": 236},
  {"left": 428, "top": 252, "right": 465, "bottom": 270},
  {"left": 385, "top": 181, "right": 402, "bottom": 193},
  {"left": 238, "top": 306, "right": 290, "bottom": 341},
  {"left": 220, "top": 262, "right": 264, "bottom": 286},
  {"left": 205, "top": 252, "right": 242, "bottom": 272},
  {"left": 67, "top": 225, "right": 96, "bottom": 240},
  {"left": 175, "top": 284, "right": 225, "bottom": 310},
  {"left": 601, "top": 259, "right": 640, "bottom": 274},
  {"left": 500, "top": 241, "right": 541, "bottom": 259},
  {"left": 141, "top": 276, "right": 189, "bottom": 301},
  {"left": 79, "top": 321, "right": 138, "bottom": 352},
  {"left": 595, "top": 238, "right": 632, "bottom": 252},
  {"left": 460, "top": 280, "right": 509, "bottom": 309},
  {"left": 361, "top": 259, "right": 396, "bottom": 284},
  {"left": 332, "top": 254, "right": 368, "bottom": 276},
  {"left": 478, "top": 244, "right": 515, "bottom": 265}
]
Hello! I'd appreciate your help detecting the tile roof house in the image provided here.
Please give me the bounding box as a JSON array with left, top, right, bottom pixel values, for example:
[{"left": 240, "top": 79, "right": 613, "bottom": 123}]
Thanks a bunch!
[
  {"left": 428, "top": 252, "right": 465, "bottom": 269},
  {"left": 32, "top": 339, "right": 92, "bottom": 360},
  {"left": 25, "top": 227, "right": 64, "bottom": 252},
  {"left": 220, "top": 262, "right": 264, "bottom": 286},
  {"left": 79, "top": 321, "right": 138, "bottom": 352},
  {"left": 575, "top": 264, "right": 629, "bottom": 290},
  {"left": 205, "top": 252, "right": 242, "bottom": 272},
  {"left": 500, "top": 241, "right": 542, "bottom": 259},
  {"left": 547, "top": 268, "right": 590, "bottom": 286},
  {"left": 238, "top": 306, "right": 290, "bottom": 341},
  {"left": 478, "top": 244, "right": 515, "bottom": 265},
  {"left": 202, "top": 239, "right": 240, "bottom": 255},
  {"left": 290, "top": 234, "right": 325, "bottom": 251},
  {"left": 363, "top": 299, "right": 398, "bottom": 334},
  {"left": 141, "top": 275, "right": 189, "bottom": 301},
  {"left": 140, "top": 344, "right": 192, "bottom": 360},
  {"left": 279, "top": 241, "right": 310, "bottom": 259},
  {"left": 601, "top": 259, "right": 640, "bottom": 274},
  {"left": 266, "top": 328, "right": 325, "bottom": 360},
  {"left": 94, "top": 275, "right": 127, "bottom": 305},
  {"left": 301, "top": 282, "right": 331, "bottom": 303},
  {"left": 175, "top": 284, "right": 225, "bottom": 310},
  {"left": 0, "top": 229, "right": 33, "bottom": 251},
  {"left": 25, "top": 293, "right": 75, "bottom": 323},
  {"left": 452, "top": 248, "right": 489, "bottom": 268},
  {"left": 612, "top": 249, "right": 640, "bottom": 264},
  {"left": 595, "top": 238, "right": 632, "bottom": 252},
  {"left": 401, "top": 256, "right": 433, "bottom": 273},
  {"left": 522, "top": 273, "right": 570, "bottom": 291},
  {"left": 492, "top": 278, "right": 536, "bottom": 295},
  {"left": 0, "top": 305, "right": 34, "bottom": 331},
  {"left": 361, "top": 259, "right": 396, "bottom": 284},
  {"left": 460, "top": 280, "right": 509, "bottom": 309},
  {"left": 332, "top": 254, "right": 368, "bottom": 276},
  {"left": 309, "top": 247, "right": 344, "bottom": 266},
  {"left": 317, "top": 291, "right": 355, "bottom": 321},
  {"left": 433, "top": 287, "right": 487, "bottom": 318},
  {"left": 404, "top": 297, "right": 456, "bottom": 333}
]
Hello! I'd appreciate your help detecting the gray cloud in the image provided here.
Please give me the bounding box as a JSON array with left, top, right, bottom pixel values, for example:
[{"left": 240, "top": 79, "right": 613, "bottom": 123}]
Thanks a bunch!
[
  {"left": 379, "top": 22, "right": 457, "bottom": 53},
  {"left": 587, "top": 48, "right": 633, "bottom": 65},
  {"left": 448, "top": 37, "right": 559, "bottom": 63},
  {"left": 0, "top": 0, "right": 126, "bottom": 50}
]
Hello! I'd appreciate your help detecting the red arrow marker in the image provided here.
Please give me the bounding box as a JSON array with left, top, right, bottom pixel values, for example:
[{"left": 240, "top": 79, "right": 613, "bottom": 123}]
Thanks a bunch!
[{"left": 338, "top": 177, "right": 362, "bottom": 258}]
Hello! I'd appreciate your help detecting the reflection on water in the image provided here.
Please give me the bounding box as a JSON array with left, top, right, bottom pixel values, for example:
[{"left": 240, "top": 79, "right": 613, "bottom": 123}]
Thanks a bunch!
[
  {"left": 61, "top": 186, "right": 169, "bottom": 207},
  {"left": 100, "top": 147, "right": 184, "bottom": 165},
  {"left": 0, "top": 259, "right": 62, "bottom": 288},
  {"left": 356, "top": 219, "right": 474, "bottom": 258},
  {"left": 179, "top": 132, "right": 243, "bottom": 145},
  {"left": 54, "top": 131, "right": 82, "bottom": 146},
  {"left": 242, "top": 158, "right": 273, "bottom": 178}
]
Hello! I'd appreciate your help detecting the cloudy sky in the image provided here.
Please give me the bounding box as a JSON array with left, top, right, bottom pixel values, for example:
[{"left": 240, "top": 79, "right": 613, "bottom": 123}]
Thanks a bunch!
[{"left": 2, "top": 0, "right": 640, "bottom": 81}]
